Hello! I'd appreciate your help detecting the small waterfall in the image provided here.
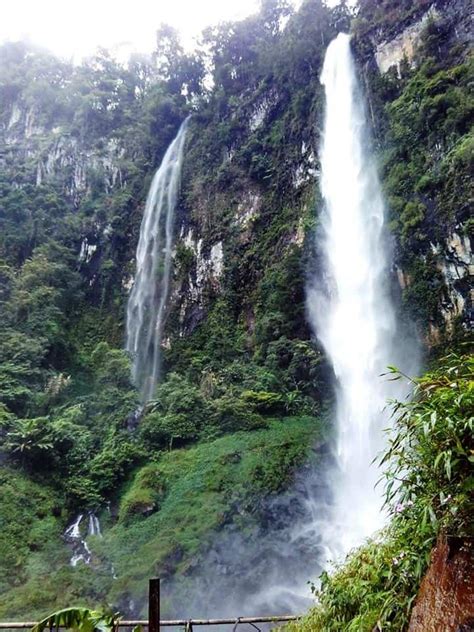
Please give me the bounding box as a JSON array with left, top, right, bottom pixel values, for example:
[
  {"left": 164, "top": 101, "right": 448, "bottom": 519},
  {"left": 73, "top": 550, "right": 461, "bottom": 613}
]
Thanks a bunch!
[
  {"left": 88, "top": 512, "right": 102, "bottom": 537},
  {"left": 64, "top": 512, "right": 102, "bottom": 566},
  {"left": 64, "top": 513, "right": 83, "bottom": 541},
  {"left": 126, "top": 119, "right": 189, "bottom": 402},
  {"left": 307, "top": 32, "right": 400, "bottom": 558}
]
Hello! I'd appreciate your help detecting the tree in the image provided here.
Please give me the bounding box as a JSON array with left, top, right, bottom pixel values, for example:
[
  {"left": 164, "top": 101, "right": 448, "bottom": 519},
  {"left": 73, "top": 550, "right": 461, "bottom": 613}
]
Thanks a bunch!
[
  {"left": 153, "top": 24, "right": 205, "bottom": 98},
  {"left": 1, "top": 416, "right": 53, "bottom": 468},
  {"left": 0, "top": 329, "right": 47, "bottom": 415}
]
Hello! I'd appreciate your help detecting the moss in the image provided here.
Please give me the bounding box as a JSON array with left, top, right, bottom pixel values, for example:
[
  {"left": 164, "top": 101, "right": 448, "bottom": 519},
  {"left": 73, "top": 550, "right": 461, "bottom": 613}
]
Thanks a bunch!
[
  {"left": 98, "top": 415, "right": 322, "bottom": 615},
  {"left": 0, "top": 469, "right": 70, "bottom": 616},
  {"left": 402, "top": 255, "right": 445, "bottom": 324},
  {"left": 118, "top": 465, "right": 166, "bottom": 523},
  {"left": 399, "top": 200, "right": 426, "bottom": 244}
]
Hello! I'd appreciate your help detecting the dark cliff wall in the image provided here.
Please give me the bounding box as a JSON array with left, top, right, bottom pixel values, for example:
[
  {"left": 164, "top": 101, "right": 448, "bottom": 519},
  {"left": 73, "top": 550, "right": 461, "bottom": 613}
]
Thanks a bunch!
[{"left": 353, "top": 0, "right": 473, "bottom": 345}]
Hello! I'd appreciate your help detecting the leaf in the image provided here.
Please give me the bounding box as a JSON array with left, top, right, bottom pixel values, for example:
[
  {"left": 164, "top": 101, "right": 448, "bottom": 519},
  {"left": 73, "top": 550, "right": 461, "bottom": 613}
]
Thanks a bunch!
[
  {"left": 428, "top": 505, "right": 437, "bottom": 526},
  {"left": 445, "top": 453, "right": 452, "bottom": 480},
  {"left": 434, "top": 451, "right": 444, "bottom": 470},
  {"left": 31, "top": 608, "right": 118, "bottom": 632}
]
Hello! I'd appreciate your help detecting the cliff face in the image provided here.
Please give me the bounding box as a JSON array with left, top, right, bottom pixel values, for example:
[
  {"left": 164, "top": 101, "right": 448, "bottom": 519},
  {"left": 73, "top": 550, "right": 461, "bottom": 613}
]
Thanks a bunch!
[
  {"left": 354, "top": 0, "right": 473, "bottom": 346},
  {"left": 0, "top": 0, "right": 472, "bottom": 620},
  {"left": 372, "top": 0, "right": 473, "bottom": 74},
  {"left": 169, "top": 0, "right": 474, "bottom": 351},
  {"left": 1, "top": 0, "right": 471, "bottom": 353},
  {"left": 408, "top": 536, "right": 474, "bottom": 632}
]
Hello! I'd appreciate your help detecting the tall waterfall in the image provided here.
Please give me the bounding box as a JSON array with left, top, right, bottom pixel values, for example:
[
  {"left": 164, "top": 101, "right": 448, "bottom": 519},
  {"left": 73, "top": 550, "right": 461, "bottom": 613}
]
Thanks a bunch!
[
  {"left": 126, "top": 119, "right": 189, "bottom": 402},
  {"left": 153, "top": 36, "right": 418, "bottom": 619},
  {"left": 307, "top": 33, "right": 397, "bottom": 557}
]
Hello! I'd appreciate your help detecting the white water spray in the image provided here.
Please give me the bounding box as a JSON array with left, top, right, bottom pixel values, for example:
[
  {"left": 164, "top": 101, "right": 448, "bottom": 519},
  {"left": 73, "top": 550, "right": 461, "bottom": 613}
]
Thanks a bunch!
[
  {"left": 88, "top": 513, "right": 102, "bottom": 537},
  {"left": 64, "top": 512, "right": 102, "bottom": 566},
  {"left": 64, "top": 513, "right": 83, "bottom": 540},
  {"left": 307, "top": 33, "right": 397, "bottom": 558},
  {"left": 126, "top": 119, "right": 189, "bottom": 402}
]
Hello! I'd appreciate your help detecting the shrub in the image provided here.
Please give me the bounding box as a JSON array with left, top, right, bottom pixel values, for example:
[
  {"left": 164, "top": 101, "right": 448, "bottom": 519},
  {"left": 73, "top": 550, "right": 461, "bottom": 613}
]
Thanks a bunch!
[
  {"left": 208, "top": 395, "right": 266, "bottom": 435},
  {"left": 139, "top": 411, "right": 200, "bottom": 450},
  {"left": 119, "top": 464, "right": 166, "bottom": 523},
  {"left": 291, "top": 352, "right": 473, "bottom": 631}
]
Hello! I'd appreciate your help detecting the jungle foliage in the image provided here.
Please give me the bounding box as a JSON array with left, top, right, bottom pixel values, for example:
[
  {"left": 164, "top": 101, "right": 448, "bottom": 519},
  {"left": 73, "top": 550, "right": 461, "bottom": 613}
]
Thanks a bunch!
[
  {"left": 0, "top": 0, "right": 471, "bottom": 623},
  {"left": 291, "top": 351, "right": 473, "bottom": 631}
]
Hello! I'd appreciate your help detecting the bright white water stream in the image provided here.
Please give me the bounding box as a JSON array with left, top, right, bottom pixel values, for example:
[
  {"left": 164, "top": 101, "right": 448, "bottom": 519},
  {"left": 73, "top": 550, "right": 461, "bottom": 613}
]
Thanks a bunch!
[
  {"left": 307, "top": 32, "right": 398, "bottom": 558},
  {"left": 126, "top": 119, "right": 189, "bottom": 402},
  {"left": 64, "top": 512, "right": 102, "bottom": 567},
  {"left": 166, "top": 35, "right": 415, "bottom": 618}
]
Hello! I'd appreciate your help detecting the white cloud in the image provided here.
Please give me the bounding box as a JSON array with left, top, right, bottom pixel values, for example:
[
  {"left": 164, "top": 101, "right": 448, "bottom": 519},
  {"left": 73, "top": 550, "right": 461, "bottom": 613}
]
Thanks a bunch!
[{"left": 0, "top": 0, "right": 262, "bottom": 60}]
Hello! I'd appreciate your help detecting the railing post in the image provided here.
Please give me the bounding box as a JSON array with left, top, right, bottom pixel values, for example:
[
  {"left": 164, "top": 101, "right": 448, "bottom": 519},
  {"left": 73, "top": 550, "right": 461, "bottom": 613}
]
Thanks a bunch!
[{"left": 149, "top": 578, "right": 160, "bottom": 632}]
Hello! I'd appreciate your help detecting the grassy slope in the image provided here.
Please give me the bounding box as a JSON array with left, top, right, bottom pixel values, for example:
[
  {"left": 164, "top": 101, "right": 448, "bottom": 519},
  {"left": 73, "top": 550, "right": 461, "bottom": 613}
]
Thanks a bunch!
[
  {"left": 0, "top": 415, "right": 322, "bottom": 619},
  {"left": 102, "top": 416, "right": 322, "bottom": 615}
]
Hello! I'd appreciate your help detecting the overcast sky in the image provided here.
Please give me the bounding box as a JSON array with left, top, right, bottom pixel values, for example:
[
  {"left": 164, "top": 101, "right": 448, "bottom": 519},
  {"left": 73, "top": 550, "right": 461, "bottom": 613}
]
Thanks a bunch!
[
  {"left": 0, "top": 0, "right": 345, "bottom": 62},
  {"left": 1, "top": 0, "right": 269, "bottom": 61}
]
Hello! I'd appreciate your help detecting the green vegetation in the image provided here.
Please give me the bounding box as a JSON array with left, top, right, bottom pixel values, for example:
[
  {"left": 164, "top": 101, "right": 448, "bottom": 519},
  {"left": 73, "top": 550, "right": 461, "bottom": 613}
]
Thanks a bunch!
[
  {"left": 32, "top": 607, "right": 122, "bottom": 632},
  {"left": 0, "top": 0, "right": 471, "bottom": 621},
  {"left": 364, "top": 16, "right": 473, "bottom": 331},
  {"left": 102, "top": 416, "right": 321, "bottom": 614},
  {"left": 290, "top": 352, "right": 473, "bottom": 631},
  {"left": 0, "top": 416, "right": 320, "bottom": 619},
  {"left": 0, "top": 469, "right": 108, "bottom": 619}
]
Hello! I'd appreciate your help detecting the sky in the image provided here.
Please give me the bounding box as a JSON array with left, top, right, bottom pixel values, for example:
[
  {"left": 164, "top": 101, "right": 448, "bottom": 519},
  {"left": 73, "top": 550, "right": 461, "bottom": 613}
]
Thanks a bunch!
[
  {"left": 0, "top": 0, "right": 346, "bottom": 62},
  {"left": 1, "top": 0, "right": 266, "bottom": 61}
]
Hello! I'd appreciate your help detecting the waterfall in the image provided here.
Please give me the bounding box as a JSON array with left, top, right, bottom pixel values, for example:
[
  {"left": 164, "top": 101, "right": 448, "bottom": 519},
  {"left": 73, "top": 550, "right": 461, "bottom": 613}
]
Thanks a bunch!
[
  {"left": 142, "top": 36, "right": 419, "bottom": 618},
  {"left": 159, "top": 36, "right": 408, "bottom": 617},
  {"left": 126, "top": 119, "right": 189, "bottom": 402},
  {"left": 307, "top": 33, "right": 398, "bottom": 558},
  {"left": 64, "top": 512, "right": 102, "bottom": 566},
  {"left": 88, "top": 513, "right": 102, "bottom": 537},
  {"left": 64, "top": 513, "right": 83, "bottom": 540}
]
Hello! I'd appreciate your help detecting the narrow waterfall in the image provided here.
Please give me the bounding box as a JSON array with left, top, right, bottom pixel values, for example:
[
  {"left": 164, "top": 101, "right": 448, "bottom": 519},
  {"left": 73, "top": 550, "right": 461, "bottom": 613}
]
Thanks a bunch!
[
  {"left": 64, "top": 514, "right": 83, "bottom": 541},
  {"left": 307, "top": 33, "right": 397, "bottom": 557},
  {"left": 126, "top": 119, "right": 189, "bottom": 402},
  {"left": 162, "top": 37, "right": 412, "bottom": 617},
  {"left": 88, "top": 513, "right": 102, "bottom": 537},
  {"left": 64, "top": 512, "right": 103, "bottom": 566}
]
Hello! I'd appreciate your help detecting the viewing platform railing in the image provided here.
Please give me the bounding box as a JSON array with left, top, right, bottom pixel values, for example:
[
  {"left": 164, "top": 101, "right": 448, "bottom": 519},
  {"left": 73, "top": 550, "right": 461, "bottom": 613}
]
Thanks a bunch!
[{"left": 0, "top": 579, "right": 300, "bottom": 631}]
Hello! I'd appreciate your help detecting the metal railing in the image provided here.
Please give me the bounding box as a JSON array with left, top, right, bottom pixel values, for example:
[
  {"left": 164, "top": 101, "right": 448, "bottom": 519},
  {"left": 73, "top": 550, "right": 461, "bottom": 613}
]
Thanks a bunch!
[
  {"left": 0, "top": 618, "right": 298, "bottom": 629},
  {"left": 0, "top": 579, "right": 300, "bottom": 631}
]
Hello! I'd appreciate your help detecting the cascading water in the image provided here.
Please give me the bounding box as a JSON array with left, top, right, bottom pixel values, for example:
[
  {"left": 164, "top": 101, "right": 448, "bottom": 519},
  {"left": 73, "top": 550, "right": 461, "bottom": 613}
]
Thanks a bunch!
[
  {"left": 64, "top": 512, "right": 102, "bottom": 567},
  {"left": 159, "top": 35, "right": 419, "bottom": 618},
  {"left": 126, "top": 119, "right": 189, "bottom": 402},
  {"left": 64, "top": 513, "right": 83, "bottom": 541},
  {"left": 88, "top": 513, "right": 102, "bottom": 537},
  {"left": 307, "top": 32, "right": 399, "bottom": 558}
]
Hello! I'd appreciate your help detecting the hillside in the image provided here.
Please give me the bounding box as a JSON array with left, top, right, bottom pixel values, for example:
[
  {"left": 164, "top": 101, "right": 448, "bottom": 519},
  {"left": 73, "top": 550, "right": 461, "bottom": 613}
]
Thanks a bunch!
[{"left": 0, "top": 0, "right": 472, "bottom": 626}]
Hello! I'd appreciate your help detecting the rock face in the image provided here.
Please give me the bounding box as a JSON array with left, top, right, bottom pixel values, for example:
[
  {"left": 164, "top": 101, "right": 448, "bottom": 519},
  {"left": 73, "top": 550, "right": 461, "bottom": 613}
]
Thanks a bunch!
[
  {"left": 435, "top": 232, "right": 474, "bottom": 333},
  {"left": 375, "top": 7, "right": 439, "bottom": 74},
  {"left": 1, "top": 101, "right": 125, "bottom": 205},
  {"left": 362, "top": 0, "right": 473, "bottom": 342},
  {"left": 374, "top": 0, "right": 473, "bottom": 74},
  {"left": 408, "top": 535, "right": 474, "bottom": 632}
]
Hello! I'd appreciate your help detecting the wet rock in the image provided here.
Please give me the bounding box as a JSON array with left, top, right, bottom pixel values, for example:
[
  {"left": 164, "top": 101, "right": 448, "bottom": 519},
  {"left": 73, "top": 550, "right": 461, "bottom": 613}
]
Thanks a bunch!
[{"left": 408, "top": 535, "right": 474, "bottom": 632}]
